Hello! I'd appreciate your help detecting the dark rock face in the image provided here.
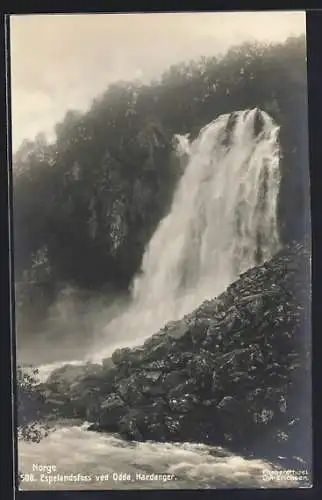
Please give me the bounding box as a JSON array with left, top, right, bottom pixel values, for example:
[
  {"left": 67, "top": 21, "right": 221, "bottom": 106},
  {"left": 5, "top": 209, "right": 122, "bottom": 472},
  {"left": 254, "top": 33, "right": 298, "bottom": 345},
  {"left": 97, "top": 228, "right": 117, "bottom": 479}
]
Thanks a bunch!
[
  {"left": 40, "top": 242, "right": 311, "bottom": 464},
  {"left": 42, "top": 361, "right": 118, "bottom": 420}
]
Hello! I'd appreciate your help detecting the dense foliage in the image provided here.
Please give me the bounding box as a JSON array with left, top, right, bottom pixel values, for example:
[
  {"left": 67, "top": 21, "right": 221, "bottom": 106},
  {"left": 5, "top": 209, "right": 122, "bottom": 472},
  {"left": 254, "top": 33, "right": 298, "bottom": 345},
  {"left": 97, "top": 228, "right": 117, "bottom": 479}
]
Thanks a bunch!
[
  {"left": 13, "top": 35, "right": 309, "bottom": 330},
  {"left": 16, "top": 366, "right": 52, "bottom": 442}
]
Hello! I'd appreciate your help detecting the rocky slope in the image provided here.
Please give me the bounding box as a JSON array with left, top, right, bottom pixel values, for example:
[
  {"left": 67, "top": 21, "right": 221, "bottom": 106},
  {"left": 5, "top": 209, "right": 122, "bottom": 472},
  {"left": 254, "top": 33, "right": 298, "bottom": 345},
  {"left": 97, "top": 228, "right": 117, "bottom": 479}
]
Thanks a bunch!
[{"left": 26, "top": 242, "right": 311, "bottom": 465}]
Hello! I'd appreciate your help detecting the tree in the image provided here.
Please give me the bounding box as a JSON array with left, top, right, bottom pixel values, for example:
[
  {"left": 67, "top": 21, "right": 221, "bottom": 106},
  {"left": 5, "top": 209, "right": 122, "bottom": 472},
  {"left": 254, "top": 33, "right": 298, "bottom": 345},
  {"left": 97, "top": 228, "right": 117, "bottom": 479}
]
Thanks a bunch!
[{"left": 16, "top": 366, "right": 52, "bottom": 443}]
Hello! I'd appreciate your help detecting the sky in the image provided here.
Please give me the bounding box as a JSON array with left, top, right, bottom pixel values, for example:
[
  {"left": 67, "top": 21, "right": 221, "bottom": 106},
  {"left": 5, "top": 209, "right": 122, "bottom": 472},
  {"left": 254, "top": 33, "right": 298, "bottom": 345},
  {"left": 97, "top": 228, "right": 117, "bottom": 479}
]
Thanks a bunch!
[{"left": 9, "top": 11, "right": 306, "bottom": 152}]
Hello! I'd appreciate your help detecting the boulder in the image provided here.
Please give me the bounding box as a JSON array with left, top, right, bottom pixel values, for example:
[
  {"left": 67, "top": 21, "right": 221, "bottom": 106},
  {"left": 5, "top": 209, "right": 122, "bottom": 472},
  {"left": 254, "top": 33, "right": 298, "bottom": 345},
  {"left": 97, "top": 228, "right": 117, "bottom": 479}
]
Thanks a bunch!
[{"left": 96, "top": 393, "right": 129, "bottom": 431}]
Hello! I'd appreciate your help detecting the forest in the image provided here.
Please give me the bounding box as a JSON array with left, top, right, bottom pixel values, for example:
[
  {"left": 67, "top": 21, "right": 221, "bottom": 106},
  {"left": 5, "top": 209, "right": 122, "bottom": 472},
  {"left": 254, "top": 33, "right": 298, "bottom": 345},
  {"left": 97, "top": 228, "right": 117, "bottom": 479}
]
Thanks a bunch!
[{"left": 12, "top": 34, "right": 309, "bottom": 336}]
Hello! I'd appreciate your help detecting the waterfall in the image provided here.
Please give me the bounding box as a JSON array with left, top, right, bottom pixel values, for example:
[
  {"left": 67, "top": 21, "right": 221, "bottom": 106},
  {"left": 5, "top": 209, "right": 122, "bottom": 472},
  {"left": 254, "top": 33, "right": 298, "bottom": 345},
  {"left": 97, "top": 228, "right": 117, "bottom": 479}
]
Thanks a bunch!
[{"left": 92, "top": 108, "right": 281, "bottom": 360}]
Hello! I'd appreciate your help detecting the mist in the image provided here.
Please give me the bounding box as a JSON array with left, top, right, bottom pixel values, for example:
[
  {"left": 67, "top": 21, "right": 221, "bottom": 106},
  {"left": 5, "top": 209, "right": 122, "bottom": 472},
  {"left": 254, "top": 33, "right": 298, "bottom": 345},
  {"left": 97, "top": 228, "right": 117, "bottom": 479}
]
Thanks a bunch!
[{"left": 16, "top": 287, "right": 130, "bottom": 365}]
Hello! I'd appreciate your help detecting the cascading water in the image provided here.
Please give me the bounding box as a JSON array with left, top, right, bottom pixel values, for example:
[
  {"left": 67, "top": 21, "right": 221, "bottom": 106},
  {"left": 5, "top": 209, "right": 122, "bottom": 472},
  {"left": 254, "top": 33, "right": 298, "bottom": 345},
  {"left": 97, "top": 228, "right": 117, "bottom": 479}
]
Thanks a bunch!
[
  {"left": 20, "top": 108, "right": 288, "bottom": 490},
  {"left": 90, "top": 107, "right": 281, "bottom": 361}
]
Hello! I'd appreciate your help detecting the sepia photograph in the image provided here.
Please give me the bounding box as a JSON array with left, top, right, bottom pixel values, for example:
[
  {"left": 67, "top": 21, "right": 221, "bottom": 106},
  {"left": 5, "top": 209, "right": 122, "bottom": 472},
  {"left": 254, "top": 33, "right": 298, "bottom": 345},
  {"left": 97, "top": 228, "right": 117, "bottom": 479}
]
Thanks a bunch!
[{"left": 10, "top": 11, "right": 312, "bottom": 490}]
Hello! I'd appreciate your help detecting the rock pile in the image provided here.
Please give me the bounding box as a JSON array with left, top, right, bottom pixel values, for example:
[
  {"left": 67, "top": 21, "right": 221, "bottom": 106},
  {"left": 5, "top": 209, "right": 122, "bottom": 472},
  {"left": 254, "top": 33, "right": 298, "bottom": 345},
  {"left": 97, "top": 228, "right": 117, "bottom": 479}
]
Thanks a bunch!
[{"left": 36, "top": 242, "right": 311, "bottom": 464}]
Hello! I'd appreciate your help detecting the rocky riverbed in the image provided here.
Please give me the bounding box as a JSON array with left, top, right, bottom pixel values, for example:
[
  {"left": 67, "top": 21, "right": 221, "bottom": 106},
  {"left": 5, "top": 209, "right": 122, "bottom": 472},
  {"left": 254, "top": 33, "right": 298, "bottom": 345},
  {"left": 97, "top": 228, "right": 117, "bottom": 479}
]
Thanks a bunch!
[{"left": 18, "top": 242, "right": 311, "bottom": 470}]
